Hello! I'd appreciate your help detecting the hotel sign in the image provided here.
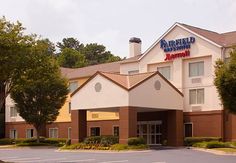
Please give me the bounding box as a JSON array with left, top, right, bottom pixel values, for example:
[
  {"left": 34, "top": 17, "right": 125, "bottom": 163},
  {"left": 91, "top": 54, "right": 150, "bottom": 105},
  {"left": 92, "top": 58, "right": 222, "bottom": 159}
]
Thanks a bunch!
[{"left": 160, "top": 37, "right": 195, "bottom": 61}]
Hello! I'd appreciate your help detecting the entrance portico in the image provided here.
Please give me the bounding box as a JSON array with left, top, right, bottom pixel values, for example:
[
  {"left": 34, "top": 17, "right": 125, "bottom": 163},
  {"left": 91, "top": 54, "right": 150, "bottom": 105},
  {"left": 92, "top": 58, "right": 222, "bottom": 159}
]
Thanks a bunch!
[{"left": 71, "top": 71, "right": 184, "bottom": 146}]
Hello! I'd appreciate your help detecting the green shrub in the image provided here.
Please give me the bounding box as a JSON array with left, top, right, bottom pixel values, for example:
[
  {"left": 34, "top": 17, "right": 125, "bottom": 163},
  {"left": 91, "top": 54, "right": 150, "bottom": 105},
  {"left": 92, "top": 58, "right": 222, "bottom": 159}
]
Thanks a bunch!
[
  {"left": 84, "top": 136, "right": 102, "bottom": 144},
  {"left": 100, "top": 136, "right": 119, "bottom": 146},
  {"left": 84, "top": 136, "right": 118, "bottom": 146},
  {"left": 43, "top": 138, "right": 67, "bottom": 145},
  {"left": 66, "top": 139, "right": 71, "bottom": 146},
  {"left": 16, "top": 142, "right": 48, "bottom": 146},
  {"left": 184, "top": 137, "right": 221, "bottom": 146},
  {"left": 0, "top": 138, "right": 14, "bottom": 145},
  {"left": 206, "top": 141, "right": 230, "bottom": 149},
  {"left": 110, "top": 144, "right": 128, "bottom": 151},
  {"left": 128, "top": 137, "right": 146, "bottom": 146},
  {"left": 192, "top": 142, "right": 208, "bottom": 148},
  {"left": 128, "top": 144, "right": 149, "bottom": 150}
]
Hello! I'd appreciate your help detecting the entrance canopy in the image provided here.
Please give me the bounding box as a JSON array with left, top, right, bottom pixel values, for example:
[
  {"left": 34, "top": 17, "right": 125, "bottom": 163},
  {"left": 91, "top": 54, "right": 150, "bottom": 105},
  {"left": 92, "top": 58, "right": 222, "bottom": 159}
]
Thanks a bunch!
[{"left": 71, "top": 71, "right": 183, "bottom": 111}]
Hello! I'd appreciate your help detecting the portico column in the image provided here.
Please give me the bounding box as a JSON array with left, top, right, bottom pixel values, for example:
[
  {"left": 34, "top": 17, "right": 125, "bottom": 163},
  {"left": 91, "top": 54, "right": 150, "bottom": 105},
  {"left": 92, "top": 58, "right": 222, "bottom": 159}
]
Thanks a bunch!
[
  {"left": 119, "top": 106, "right": 137, "bottom": 144},
  {"left": 71, "top": 110, "right": 87, "bottom": 144},
  {"left": 167, "top": 110, "right": 183, "bottom": 146}
]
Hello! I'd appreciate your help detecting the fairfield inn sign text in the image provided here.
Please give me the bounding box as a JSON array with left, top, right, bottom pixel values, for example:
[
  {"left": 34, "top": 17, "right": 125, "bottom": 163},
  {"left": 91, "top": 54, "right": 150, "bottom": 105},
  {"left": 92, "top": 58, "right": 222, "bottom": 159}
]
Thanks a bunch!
[{"left": 160, "top": 37, "right": 195, "bottom": 61}]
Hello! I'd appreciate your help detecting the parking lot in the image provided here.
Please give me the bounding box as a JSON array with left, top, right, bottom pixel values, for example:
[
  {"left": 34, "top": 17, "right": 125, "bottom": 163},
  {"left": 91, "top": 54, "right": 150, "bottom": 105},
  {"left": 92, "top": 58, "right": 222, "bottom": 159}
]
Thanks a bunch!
[{"left": 0, "top": 147, "right": 236, "bottom": 163}]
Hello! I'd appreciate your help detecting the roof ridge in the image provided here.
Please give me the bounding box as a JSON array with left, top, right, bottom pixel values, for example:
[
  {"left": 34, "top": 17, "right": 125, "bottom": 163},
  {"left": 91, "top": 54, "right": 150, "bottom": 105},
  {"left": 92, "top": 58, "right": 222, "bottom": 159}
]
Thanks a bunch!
[
  {"left": 100, "top": 71, "right": 156, "bottom": 76},
  {"left": 180, "top": 23, "right": 220, "bottom": 35}
]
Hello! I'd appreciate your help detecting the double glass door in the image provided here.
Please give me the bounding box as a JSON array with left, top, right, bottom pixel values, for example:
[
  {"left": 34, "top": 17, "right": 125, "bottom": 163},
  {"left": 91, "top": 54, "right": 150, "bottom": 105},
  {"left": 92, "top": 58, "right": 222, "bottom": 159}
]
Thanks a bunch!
[{"left": 137, "top": 121, "right": 162, "bottom": 145}]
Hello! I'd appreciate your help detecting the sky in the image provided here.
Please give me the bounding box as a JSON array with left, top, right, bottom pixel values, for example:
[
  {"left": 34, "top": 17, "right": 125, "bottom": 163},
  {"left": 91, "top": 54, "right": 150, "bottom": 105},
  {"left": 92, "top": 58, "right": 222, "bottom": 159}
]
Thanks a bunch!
[{"left": 0, "top": 0, "right": 236, "bottom": 58}]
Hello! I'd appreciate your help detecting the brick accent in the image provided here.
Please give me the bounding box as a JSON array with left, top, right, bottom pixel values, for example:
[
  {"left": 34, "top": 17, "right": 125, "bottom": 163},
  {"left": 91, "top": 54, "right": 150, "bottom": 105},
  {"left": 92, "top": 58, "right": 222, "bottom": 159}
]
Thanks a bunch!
[
  {"left": 46, "top": 122, "right": 71, "bottom": 138},
  {"left": 71, "top": 110, "right": 87, "bottom": 144},
  {"left": 224, "top": 110, "right": 236, "bottom": 141},
  {"left": 5, "top": 122, "right": 46, "bottom": 138},
  {"left": 119, "top": 107, "right": 137, "bottom": 144},
  {"left": 87, "top": 120, "right": 119, "bottom": 136},
  {"left": 184, "top": 110, "right": 223, "bottom": 138},
  {"left": 167, "top": 110, "right": 183, "bottom": 146}
]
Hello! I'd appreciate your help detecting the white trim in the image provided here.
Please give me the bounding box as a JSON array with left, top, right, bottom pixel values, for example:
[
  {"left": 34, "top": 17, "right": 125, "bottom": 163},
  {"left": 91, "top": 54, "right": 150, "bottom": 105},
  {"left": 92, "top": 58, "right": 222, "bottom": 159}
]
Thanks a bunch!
[
  {"left": 138, "top": 22, "right": 222, "bottom": 61},
  {"left": 25, "top": 128, "right": 34, "bottom": 139},
  {"left": 184, "top": 122, "right": 193, "bottom": 137},
  {"left": 68, "top": 127, "right": 71, "bottom": 139},
  {"left": 49, "top": 128, "right": 59, "bottom": 138}
]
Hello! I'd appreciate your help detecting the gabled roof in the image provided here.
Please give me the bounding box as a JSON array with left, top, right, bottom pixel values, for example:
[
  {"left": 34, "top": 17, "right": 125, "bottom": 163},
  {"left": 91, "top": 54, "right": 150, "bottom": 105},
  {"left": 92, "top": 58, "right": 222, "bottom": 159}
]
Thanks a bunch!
[
  {"left": 121, "top": 22, "right": 236, "bottom": 62},
  {"left": 71, "top": 71, "right": 183, "bottom": 97},
  {"left": 60, "top": 61, "right": 121, "bottom": 80}
]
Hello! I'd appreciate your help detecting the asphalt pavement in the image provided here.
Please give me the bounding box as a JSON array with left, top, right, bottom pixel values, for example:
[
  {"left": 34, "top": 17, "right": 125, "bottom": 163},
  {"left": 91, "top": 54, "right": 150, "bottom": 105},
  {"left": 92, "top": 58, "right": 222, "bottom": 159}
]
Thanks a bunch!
[{"left": 0, "top": 147, "right": 236, "bottom": 163}]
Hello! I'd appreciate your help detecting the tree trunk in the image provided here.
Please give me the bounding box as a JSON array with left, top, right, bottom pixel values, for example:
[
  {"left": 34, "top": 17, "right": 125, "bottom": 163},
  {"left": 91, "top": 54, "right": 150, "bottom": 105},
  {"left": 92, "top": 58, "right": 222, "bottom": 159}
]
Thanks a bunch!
[{"left": 34, "top": 125, "right": 41, "bottom": 143}]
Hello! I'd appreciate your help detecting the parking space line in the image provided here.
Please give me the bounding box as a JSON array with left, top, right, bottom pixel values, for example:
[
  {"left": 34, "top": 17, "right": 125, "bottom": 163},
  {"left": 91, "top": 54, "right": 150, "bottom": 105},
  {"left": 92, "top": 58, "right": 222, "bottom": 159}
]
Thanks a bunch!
[
  {"left": 152, "top": 162, "right": 166, "bottom": 163},
  {"left": 17, "top": 158, "right": 67, "bottom": 162},
  {"left": 98, "top": 160, "right": 128, "bottom": 163},
  {"left": 61, "top": 159, "right": 95, "bottom": 162},
  {"left": 0, "top": 156, "right": 18, "bottom": 159},
  {"left": 3, "top": 157, "right": 41, "bottom": 161}
]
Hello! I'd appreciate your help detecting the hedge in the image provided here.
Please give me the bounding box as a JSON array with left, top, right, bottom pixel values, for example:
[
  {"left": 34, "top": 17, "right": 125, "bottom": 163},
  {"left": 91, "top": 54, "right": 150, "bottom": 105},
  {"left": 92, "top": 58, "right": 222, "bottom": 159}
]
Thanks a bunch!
[
  {"left": 192, "top": 141, "right": 231, "bottom": 149},
  {"left": 84, "top": 136, "right": 118, "bottom": 146},
  {"left": 128, "top": 137, "right": 146, "bottom": 146},
  {"left": 184, "top": 137, "right": 221, "bottom": 146}
]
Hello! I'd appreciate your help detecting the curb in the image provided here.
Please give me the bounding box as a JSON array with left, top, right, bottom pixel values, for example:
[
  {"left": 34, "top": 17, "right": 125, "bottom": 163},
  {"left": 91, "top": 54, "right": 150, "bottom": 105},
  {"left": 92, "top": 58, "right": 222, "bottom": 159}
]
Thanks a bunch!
[{"left": 191, "top": 147, "right": 236, "bottom": 156}]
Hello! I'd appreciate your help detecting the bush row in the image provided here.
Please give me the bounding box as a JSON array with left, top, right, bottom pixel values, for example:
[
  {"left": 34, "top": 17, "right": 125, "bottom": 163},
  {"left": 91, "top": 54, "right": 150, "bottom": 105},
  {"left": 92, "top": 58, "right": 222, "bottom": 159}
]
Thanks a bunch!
[
  {"left": 184, "top": 137, "right": 222, "bottom": 146},
  {"left": 0, "top": 138, "right": 67, "bottom": 146},
  {"left": 84, "top": 136, "right": 119, "bottom": 146},
  {"left": 192, "top": 141, "right": 234, "bottom": 149}
]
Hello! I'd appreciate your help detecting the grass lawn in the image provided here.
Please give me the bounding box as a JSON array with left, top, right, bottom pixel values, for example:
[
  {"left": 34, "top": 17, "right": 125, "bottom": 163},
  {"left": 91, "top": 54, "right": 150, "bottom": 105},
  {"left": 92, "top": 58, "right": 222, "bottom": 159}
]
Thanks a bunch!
[{"left": 213, "top": 148, "right": 236, "bottom": 153}]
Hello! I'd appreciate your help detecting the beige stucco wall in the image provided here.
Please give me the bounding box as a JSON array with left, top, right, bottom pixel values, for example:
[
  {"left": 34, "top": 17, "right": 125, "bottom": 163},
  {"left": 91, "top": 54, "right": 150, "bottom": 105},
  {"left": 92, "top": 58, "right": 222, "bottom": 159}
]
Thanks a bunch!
[
  {"left": 71, "top": 74, "right": 129, "bottom": 110},
  {"left": 120, "top": 25, "right": 223, "bottom": 112},
  {"left": 120, "top": 62, "right": 139, "bottom": 75},
  {"left": 129, "top": 75, "right": 183, "bottom": 110}
]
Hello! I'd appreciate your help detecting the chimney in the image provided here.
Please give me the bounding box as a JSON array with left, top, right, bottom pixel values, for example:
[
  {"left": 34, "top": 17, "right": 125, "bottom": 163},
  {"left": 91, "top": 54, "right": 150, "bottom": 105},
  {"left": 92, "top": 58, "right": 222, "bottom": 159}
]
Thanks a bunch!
[{"left": 129, "top": 37, "right": 141, "bottom": 58}]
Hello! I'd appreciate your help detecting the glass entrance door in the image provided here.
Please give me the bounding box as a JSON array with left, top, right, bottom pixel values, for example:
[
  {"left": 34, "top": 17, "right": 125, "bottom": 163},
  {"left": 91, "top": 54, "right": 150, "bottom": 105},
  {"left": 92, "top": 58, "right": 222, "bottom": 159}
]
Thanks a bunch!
[{"left": 137, "top": 121, "right": 162, "bottom": 145}]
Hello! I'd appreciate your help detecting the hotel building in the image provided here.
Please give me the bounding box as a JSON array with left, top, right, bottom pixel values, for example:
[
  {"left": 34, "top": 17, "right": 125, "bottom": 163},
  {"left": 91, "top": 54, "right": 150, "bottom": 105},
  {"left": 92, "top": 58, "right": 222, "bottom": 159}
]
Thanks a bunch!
[{"left": 5, "top": 23, "right": 236, "bottom": 146}]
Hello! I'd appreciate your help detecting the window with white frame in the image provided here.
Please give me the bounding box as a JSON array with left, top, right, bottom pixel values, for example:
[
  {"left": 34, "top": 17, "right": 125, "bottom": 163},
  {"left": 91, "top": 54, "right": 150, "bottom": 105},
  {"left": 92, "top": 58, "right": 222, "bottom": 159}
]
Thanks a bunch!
[
  {"left": 10, "top": 106, "right": 17, "bottom": 117},
  {"left": 128, "top": 70, "right": 139, "bottom": 75},
  {"left": 69, "top": 82, "right": 78, "bottom": 93},
  {"left": 68, "top": 127, "right": 71, "bottom": 139},
  {"left": 49, "top": 128, "right": 58, "bottom": 138},
  {"left": 113, "top": 126, "right": 119, "bottom": 136},
  {"left": 189, "top": 89, "right": 204, "bottom": 104},
  {"left": 10, "top": 129, "right": 17, "bottom": 139},
  {"left": 157, "top": 66, "right": 171, "bottom": 80},
  {"left": 26, "top": 129, "right": 34, "bottom": 138},
  {"left": 189, "top": 61, "right": 204, "bottom": 77}
]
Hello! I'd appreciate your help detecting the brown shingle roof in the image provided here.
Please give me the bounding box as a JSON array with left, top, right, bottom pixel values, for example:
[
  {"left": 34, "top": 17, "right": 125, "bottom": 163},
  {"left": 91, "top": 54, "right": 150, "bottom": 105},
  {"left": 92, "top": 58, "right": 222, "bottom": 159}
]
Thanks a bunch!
[
  {"left": 100, "top": 71, "right": 156, "bottom": 89},
  {"left": 181, "top": 23, "right": 236, "bottom": 47},
  {"left": 60, "top": 61, "right": 121, "bottom": 80}
]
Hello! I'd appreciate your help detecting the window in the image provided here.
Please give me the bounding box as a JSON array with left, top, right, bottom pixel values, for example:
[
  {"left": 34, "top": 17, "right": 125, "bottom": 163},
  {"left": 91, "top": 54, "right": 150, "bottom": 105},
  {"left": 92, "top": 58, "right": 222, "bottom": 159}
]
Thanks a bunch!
[
  {"left": 49, "top": 128, "right": 58, "bottom": 138},
  {"left": 26, "top": 129, "right": 34, "bottom": 138},
  {"left": 68, "top": 127, "right": 71, "bottom": 139},
  {"left": 157, "top": 66, "right": 171, "bottom": 80},
  {"left": 113, "top": 126, "right": 119, "bottom": 136},
  {"left": 189, "top": 89, "right": 204, "bottom": 104},
  {"left": 90, "top": 127, "right": 100, "bottom": 136},
  {"left": 10, "top": 106, "right": 17, "bottom": 117},
  {"left": 68, "top": 102, "right": 71, "bottom": 114},
  {"left": 184, "top": 123, "right": 193, "bottom": 137},
  {"left": 69, "top": 82, "right": 78, "bottom": 93},
  {"left": 128, "top": 70, "right": 139, "bottom": 75},
  {"left": 189, "top": 61, "right": 204, "bottom": 77},
  {"left": 10, "top": 129, "right": 17, "bottom": 139}
]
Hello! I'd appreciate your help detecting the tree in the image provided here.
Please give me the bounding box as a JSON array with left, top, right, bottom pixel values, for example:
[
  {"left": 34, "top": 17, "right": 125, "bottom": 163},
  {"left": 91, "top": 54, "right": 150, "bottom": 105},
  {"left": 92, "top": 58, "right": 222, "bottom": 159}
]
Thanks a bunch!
[
  {"left": 57, "top": 37, "right": 84, "bottom": 51},
  {"left": 82, "top": 43, "right": 121, "bottom": 66},
  {"left": 11, "top": 45, "right": 69, "bottom": 143},
  {"left": 214, "top": 48, "right": 236, "bottom": 114},
  {"left": 0, "top": 16, "right": 35, "bottom": 112},
  {"left": 57, "top": 48, "right": 87, "bottom": 68}
]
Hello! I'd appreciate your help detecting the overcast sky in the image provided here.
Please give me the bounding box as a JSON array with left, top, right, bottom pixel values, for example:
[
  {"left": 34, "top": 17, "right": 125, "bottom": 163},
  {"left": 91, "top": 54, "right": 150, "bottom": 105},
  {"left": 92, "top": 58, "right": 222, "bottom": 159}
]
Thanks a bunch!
[{"left": 0, "top": 0, "right": 236, "bottom": 58}]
